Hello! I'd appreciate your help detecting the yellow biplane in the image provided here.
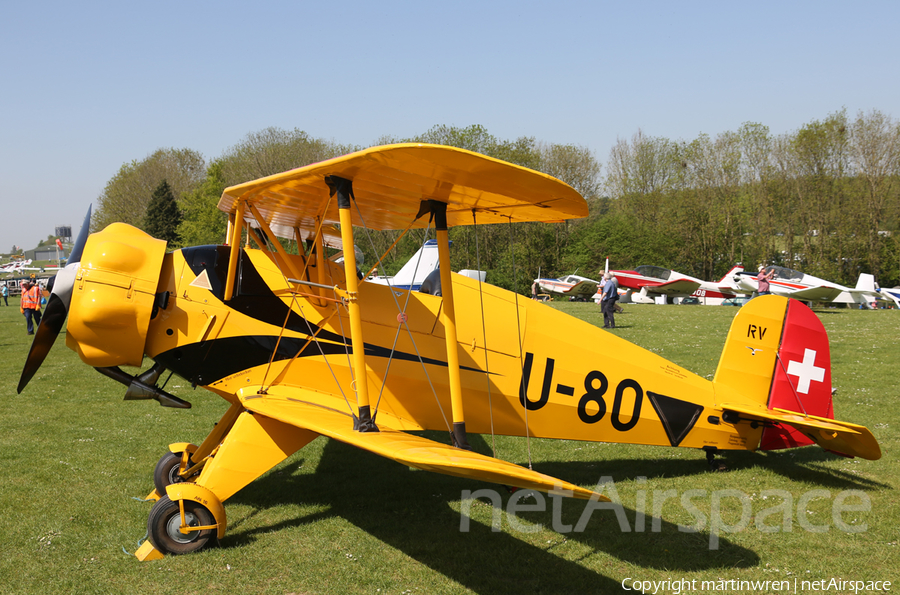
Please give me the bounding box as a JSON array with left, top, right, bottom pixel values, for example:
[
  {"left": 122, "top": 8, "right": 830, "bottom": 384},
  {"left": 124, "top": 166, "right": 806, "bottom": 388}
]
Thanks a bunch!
[{"left": 18, "top": 144, "right": 880, "bottom": 560}]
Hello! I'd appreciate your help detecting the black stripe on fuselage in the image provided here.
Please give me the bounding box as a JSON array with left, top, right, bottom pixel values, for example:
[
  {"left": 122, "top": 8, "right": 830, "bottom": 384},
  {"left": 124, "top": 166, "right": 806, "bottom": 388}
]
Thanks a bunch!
[{"left": 160, "top": 246, "right": 479, "bottom": 385}]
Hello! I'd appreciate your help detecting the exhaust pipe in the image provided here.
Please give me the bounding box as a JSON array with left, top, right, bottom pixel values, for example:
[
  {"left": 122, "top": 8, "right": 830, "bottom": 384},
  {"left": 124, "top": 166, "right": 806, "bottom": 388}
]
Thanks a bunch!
[{"left": 95, "top": 363, "right": 191, "bottom": 409}]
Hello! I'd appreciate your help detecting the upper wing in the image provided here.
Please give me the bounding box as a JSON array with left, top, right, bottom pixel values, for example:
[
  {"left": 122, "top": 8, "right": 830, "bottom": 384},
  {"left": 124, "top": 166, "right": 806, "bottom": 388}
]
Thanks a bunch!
[
  {"left": 238, "top": 386, "right": 606, "bottom": 501},
  {"left": 218, "top": 144, "right": 588, "bottom": 239}
]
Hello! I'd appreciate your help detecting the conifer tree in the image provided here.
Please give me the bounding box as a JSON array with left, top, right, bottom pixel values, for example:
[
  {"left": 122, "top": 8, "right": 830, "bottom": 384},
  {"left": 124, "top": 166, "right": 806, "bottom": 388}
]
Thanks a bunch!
[{"left": 144, "top": 180, "right": 182, "bottom": 246}]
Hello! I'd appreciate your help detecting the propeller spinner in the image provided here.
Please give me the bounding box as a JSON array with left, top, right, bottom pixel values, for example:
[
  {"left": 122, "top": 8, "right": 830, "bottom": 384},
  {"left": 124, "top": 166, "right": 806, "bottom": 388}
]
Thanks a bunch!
[{"left": 17, "top": 206, "right": 92, "bottom": 393}]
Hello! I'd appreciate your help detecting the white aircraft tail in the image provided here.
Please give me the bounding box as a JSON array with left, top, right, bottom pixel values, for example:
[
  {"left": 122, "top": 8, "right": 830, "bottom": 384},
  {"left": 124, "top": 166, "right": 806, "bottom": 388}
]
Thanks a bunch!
[
  {"left": 855, "top": 273, "right": 876, "bottom": 292},
  {"left": 718, "top": 264, "right": 743, "bottom": 284},
  {"left": 845, "top": 273, "right": 881, "bottom": 307}
]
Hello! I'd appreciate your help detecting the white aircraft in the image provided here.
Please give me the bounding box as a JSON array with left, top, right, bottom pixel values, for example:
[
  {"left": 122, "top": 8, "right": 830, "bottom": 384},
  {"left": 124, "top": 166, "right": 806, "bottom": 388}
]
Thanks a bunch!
[
  {"left": 608, "top": 264, "right": 744, "bottom": 305},
  {"left": 0, "top": 259, "right": 33, "bottom": 274},
  {"left": 878, "top": 287, "right": 900, "bottom": 308},
  {"left": 368, "top": 239, "right": 484, "bottom": 291},
  {"left": 733, "top": 266, "right": 884, "bottom": 307},
  {"left": 534, "top": 272, "right": 599, "bottom": 300}
]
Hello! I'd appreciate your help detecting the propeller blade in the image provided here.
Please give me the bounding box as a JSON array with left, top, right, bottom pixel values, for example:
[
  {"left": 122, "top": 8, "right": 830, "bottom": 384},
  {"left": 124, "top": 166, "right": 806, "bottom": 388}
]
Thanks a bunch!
[
  {"left": 17, "top": 206, "right": 91, "bottom": 393},
  {"left": 67, "top": 206, "right": 92, "bottom": 264},
  {"left": 17, "top": 292, "right": 69, "bottom": 393}
]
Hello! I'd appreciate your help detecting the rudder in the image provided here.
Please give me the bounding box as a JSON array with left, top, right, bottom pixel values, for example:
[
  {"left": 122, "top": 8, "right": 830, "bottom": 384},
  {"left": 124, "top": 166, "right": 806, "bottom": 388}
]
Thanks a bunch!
[
  {"left": 760, "top": 298, "right": 835, "bottom": 450},
  {"left": 712, "top": 295, "right": 836, "bottom": 451}
]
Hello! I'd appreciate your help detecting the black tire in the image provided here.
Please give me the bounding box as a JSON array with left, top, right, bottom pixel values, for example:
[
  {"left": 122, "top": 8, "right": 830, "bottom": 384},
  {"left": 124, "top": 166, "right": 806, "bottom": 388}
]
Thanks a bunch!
[
  {"left": 153, "top": 451, "right": 195, "bottom": 494},
  {"left": 147, "top": 495, "right": 217, "bottom": 555}
]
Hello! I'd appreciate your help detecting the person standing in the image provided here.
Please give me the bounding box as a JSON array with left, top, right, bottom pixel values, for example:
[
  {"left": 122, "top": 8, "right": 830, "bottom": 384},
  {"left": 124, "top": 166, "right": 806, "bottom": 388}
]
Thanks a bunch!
[
  {"left": 601, "top": 272, "right": 618, "bottom": 328},
  {"left": 20, "top": 281, "right": 43, "bottom": 335},
  {"left": 757, "top": 266, "right": 776, "bottom": 296},
  {"left": 1, "top": 283, "right": 8, "bottom": 306}
]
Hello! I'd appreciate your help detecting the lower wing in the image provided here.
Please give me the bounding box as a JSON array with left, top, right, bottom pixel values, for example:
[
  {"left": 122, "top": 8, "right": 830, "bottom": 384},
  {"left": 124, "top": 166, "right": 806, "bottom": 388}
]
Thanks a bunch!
[
  {"left": 564, "top": 280, "right": 599, "bottom": 296},
  {"left": 777, "top": 286, "right": 842, "bottom": 302},
  {"left": 239, "top": 387, "right": 607, "bottom": 500},
  {"left": 646, "top": 279, "right": 702, "bottom": 296}
]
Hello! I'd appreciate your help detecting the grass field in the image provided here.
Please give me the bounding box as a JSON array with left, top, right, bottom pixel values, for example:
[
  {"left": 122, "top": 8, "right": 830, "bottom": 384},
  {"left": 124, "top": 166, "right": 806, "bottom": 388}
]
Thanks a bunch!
[{"left": 0, "top": 298, "right": 896, "bottom": 594}]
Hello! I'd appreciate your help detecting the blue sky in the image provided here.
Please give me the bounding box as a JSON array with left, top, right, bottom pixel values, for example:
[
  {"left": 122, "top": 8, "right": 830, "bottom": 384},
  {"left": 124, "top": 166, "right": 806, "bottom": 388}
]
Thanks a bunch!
[{"left": 2, "top": 1, "right": 898, "bottom": 252}]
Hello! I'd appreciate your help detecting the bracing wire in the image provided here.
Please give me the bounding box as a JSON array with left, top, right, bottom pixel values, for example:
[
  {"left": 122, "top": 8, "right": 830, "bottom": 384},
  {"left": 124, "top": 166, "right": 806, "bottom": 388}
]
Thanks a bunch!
[
  {"left": 509, "top": 217, "right": 533, "bottom": 470},
  {"left": 350, "top": 201, "right": 452, "bottom": 432},
  {"left": 473, "top": 210, "right": 497, "bottom": 458},
  {"left": 247, "top": 208, "right": 356, "bottom": 414}
]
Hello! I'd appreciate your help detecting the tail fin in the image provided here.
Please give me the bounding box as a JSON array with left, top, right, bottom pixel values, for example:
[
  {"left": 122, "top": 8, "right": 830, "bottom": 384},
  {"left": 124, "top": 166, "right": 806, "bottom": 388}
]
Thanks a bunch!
[
  {"left": 718, "top": 264, "right": 744, "bottom": 284},
  {"left": 855, "top": 273, "right": 876, "bottom": 292},
  {"left": 712, "top": 295, "right": 880, "bottom": 460},
  {"left": 759, "top": 296, "right": 834, "bottom": 450}
]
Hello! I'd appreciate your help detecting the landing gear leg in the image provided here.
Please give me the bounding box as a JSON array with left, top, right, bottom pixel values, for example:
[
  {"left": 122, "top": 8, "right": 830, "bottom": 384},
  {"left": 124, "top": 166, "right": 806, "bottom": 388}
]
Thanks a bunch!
[
  {"left": 147, "top": 495, "right": 218, "bottom": 555},
  {"left": 704, "top": 446, "right": 727, "bottom": 472},
  {"left": 153, "top": 449, "right": 200, "bottom": 494}
]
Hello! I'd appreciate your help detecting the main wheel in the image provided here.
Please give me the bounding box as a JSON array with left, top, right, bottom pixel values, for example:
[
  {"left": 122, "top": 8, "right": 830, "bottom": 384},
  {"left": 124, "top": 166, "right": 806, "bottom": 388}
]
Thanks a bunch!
[
  {"left": 153, "top": 451, "right": 197, "bottom": 494},
  {"left": 147, "top": 495, "right": 217, "bottom": 555}
]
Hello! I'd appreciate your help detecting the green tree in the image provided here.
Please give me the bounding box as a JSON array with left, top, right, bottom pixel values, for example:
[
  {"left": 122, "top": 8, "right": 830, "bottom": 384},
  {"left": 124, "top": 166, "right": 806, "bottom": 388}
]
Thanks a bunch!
[
  {"left": 848, "top": 109, "right": 900, "bottom": 279},
  {"left": 144, "top": 180, "right": 182, "bottom": 246},
  {"left": 94, "top": 148, "right": 205, "bottom": 231},
  {"left": 219, "top": 127, "right": 353, "bottom": 184},
  {"left": 179, "top": 162, "right": 229, "bottom": 246}
]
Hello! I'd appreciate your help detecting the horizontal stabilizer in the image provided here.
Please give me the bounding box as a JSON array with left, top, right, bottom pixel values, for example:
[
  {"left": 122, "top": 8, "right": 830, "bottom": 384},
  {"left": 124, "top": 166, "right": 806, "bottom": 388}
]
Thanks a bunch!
[
  {"left": 720, "top": 402, "right": 881, "bottom": 460},
  {"left": 240, "top": 390, "right": 606, "bottom": 500}
]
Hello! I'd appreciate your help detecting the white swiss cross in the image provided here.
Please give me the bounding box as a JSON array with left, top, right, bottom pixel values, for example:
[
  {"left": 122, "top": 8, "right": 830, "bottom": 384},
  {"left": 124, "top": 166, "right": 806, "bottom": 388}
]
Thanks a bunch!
[{"left": 786, "top": 348, "right": 825, "bottom": 394}]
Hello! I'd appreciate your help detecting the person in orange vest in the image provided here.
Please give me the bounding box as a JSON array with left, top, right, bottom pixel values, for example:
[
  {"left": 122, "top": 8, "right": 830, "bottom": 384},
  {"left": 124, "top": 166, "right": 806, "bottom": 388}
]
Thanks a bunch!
[{"left": 20, "top": 280, "right": 43, "bottom": 335}]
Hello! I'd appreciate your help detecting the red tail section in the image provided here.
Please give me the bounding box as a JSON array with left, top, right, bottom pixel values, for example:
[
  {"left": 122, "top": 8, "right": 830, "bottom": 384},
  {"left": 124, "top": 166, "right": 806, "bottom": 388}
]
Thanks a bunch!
[{"left": 760, "top": 299, "right": 835, "bottom": 451}]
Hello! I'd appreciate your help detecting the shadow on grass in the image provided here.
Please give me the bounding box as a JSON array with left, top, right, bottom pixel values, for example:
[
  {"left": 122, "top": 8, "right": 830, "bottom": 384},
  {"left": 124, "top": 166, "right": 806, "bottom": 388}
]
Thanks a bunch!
[
  {"left": 226, "top": 439, "right": 758, "bottom": 594},
  {"left": 529, "top": 450, "right": 890, "bottom": 492},
  {"left": 463, "top": 432, "right": 888, "bottom": 491}
]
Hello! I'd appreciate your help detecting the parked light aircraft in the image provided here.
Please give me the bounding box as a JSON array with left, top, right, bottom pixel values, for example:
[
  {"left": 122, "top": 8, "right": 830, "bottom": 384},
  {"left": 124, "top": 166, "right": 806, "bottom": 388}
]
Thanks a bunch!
[
  {"left": 534, "top": 272, "right": 599, "bottom": 300},
  {"left": 369, "top": 239, "right": 485, "bottom": 291},
  {"left": 734, "top": 266, "right": 883, "bottom": 307},
  {"left": 0, "top": 259, "right": 33, "bottom": 274},
  {"left": 18, "top": 144, "right": 880, "bottom": 561},
  {"left": 878, "top": 287, "right": 900, "bottom": 308},
  {"left": 610, "top": 265, "right": 743, "bottom": 305}
]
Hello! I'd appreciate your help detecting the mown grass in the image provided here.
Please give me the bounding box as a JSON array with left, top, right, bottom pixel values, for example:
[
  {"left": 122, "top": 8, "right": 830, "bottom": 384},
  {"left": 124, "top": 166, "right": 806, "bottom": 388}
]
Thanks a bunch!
[{"left": 0, "top": 298, "right": 896, "bottom": 594}]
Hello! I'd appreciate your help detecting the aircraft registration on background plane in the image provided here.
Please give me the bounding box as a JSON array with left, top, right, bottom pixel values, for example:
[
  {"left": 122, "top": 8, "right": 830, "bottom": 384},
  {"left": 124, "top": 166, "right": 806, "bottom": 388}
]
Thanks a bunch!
[
  {"left": 733, "top": 266, "right": 884, "bottom": 307},
  {"left": 18, "top": 144, "right": 880, "bottom": 561},
  {"left": 609, "top": 264, "right": 744, "bottom": 305}
]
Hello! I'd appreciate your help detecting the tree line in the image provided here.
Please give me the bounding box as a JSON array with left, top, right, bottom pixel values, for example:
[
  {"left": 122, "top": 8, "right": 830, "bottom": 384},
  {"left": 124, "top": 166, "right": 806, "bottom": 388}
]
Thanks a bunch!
[{"left": 92, "top": 109, "right": 900, "bottom": 294}]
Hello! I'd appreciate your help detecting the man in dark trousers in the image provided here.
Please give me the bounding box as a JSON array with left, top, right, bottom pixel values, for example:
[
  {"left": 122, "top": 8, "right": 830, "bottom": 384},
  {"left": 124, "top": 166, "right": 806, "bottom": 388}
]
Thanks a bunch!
[
  {"left": 601, "top": 272, "right": 619, "bottom": 328},
  {"left": 20, "top": 280, "right": 43, "bottom": 335}
]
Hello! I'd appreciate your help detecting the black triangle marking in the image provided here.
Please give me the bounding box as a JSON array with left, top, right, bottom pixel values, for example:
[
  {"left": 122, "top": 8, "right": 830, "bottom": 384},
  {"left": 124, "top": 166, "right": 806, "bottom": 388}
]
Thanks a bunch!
[{"left": 647, "top": 391, "right": 703, "bottom": 447}]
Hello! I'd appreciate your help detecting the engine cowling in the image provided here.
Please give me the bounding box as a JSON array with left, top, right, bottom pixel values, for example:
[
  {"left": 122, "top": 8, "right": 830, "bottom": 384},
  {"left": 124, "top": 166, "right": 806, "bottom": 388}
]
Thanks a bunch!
[{"left": 65, "top": 223, "right": 167, "bottom": 368}]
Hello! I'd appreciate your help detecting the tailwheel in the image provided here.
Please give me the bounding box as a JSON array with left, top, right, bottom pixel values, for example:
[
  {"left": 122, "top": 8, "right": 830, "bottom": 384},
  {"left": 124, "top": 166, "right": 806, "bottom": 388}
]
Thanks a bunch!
[
  {"left": 153, "top": 451, "right": 199, "bottom": 494},
  {"left": 704, "top": 447, "right": 727, "bottom": 472},
  {"left": 147, "top": 495, "right": 217, "bottom": 555}
]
